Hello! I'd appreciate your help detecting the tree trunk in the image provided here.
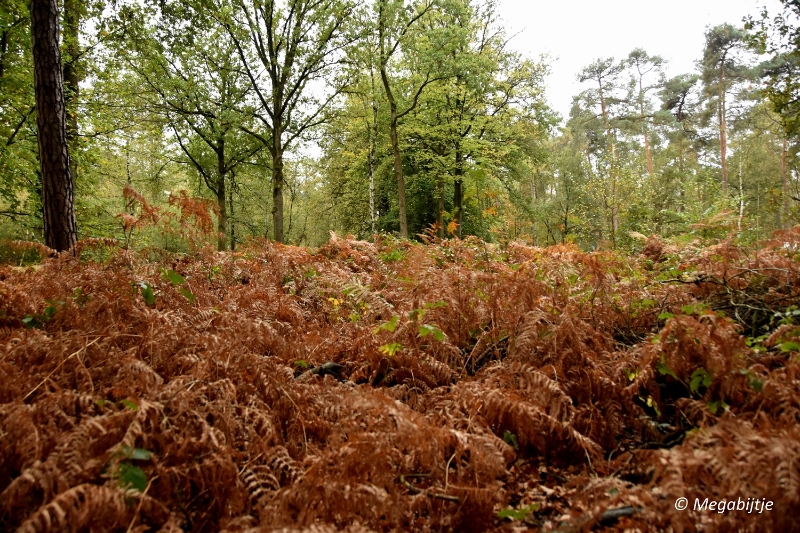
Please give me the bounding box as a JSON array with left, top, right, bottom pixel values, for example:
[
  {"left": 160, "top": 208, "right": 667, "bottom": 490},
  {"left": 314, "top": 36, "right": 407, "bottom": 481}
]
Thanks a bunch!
[
  {"left": 643, "top": 131, "right": 653, "bottom": 175},
  {"left": 436, "top": 175, "right": 444, "bottom": 239},
  {"left": 271, "top": 157, "right": 284, "bottom": 243},
  {"left": 229, "top": 171, "right": 236, "bottom": 251},
  {"left": 31, "top": 0, "right": 77, "bottom": 252},
  {"left": 387, "top": 105, "right": 407, "bottom": 238},
  {"left": 216, "top": 140, "right": 227, "bottom": 251},
  {"left": 718, "top": 68, "right": 728, "bottom": 194},
  {"left": 638, "top": 76, "right": 653, "bottom": 175},
  {"left": 782, "top": 136, "right": 789, "bottom": 228},
  {"left": 453, "top": 148, "right": 463, "bottom": 238},
  {"left": 737, "top": 160, "right": 744, "bottom": 230},
  {"left": 369, "top": 88, "right": 378, "bottom": 235},
  {"left": 271, "top": 132, "right": 285, "bottom": 243},
  {"left": 62, "top": 0, "right": 82, "bottom": 182}
]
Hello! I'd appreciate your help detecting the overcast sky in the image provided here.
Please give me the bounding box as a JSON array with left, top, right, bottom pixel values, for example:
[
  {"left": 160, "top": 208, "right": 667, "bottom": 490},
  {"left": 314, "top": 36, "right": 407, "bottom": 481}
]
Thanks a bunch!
[{"left": 495, "top": 0, "right": 781, "bottom": 122}]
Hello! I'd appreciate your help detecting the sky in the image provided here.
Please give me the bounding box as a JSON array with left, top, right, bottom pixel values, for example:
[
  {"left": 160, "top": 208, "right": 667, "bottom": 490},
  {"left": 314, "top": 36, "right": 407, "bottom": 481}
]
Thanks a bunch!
[{"left": 495, "top": 0, "right": 782, "bottom": 122}]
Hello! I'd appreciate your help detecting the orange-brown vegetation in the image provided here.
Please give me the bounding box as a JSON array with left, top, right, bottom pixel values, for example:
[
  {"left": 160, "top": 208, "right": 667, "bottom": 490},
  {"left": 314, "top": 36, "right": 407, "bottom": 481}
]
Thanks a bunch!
[{"left": 2, "top": 229, "right": 800, "bottom": 532}]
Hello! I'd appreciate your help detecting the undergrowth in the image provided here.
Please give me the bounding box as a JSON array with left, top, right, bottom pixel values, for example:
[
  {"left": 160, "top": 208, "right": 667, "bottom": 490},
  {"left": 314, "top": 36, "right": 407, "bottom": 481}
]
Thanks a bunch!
[{"left": 1, "top": 228, "right": 800, "bottom": 532}]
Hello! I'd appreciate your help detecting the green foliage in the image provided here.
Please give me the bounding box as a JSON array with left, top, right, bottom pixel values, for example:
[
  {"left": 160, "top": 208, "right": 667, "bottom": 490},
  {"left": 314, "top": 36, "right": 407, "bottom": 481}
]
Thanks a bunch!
[
  {"left": 119, "top": 399, "right": 139, "bottom": 411},
  {"left": 378, "top": 342, "right": 403, "bottom": 356},
  {"left": 161, "top": 268, "right": 195, "bottom": 302},
  {"left": 380, "top": 248, "right": 406, "bottom": 263},
  {"left": 497, "top": 503, "right": 537, "bottom": 521},
  {"left": 418, "top": 323, "right": 445, "bottom": 341},
  {"left": 23, "top": 299, "right": 64, "bottom": 329},
  {"left": 656, "top": 357, "right": 678, "bottom": 380},
  {"left": 374, "top": 315, "right": 400, "bottom": 333},
  {"left": 502, "top": 430, "right": 518, "bottom": 450},
  {"left": 137, "top": 282, "right": 156, "bottom": 306},
  {"left": 114, "top": 446, "right": 152, "bottom": 492},
  {"left": 690, "top": 368, "right": 712, "bottom": 393}
]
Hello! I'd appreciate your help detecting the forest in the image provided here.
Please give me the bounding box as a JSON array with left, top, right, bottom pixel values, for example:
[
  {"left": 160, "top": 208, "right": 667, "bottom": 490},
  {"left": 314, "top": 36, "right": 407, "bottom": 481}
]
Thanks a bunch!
[{"left": 2, "top": 0, "right": 800, "bottom": 531}]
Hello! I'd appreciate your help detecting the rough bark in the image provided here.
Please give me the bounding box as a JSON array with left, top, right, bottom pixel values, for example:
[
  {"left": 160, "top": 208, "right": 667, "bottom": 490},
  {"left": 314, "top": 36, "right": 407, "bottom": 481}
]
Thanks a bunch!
[
  {"left": 31, "top": 0, "right": 78, "bottom": 252},
  {"left": 271, "top": 119, "right": 285, "bottom": 243}
]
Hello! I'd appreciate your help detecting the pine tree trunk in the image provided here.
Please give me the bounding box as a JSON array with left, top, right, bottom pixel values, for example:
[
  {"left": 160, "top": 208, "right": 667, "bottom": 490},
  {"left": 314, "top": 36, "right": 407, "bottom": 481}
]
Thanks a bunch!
[
  {"left": 718, "top": 69, "right": 728, "bottom": 194},
  {"left": 644, "top": 131, "right": 653, "bottom": 175},
  {"left": 31, "top": 0, "right": 77, "bottom": 252}
]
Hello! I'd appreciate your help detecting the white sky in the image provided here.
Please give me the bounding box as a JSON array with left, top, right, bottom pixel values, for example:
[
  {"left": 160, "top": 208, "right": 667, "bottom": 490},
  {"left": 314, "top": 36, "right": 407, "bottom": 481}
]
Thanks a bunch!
[{"left": 496, "top": 0, "right": 782, "bottom": 122}]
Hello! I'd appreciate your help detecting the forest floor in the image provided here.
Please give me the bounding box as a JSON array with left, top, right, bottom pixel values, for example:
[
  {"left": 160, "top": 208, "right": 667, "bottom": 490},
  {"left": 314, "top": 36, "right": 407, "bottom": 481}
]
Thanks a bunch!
[{"left": 1, "top": 231, "right": 799, "bottom": 532}]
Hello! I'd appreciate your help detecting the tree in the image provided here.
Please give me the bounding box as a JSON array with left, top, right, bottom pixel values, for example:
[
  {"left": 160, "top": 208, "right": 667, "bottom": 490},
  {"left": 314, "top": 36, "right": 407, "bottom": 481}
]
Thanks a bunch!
[
  {"left": 626, "top": 48, "right": 665, "bottom": 176},
  {"left": 576, "top": 57, "right": 626, "bottom": 247},
  {"left": 219, "top": 0, "right": 356, "bottom": 243},
  {"left": 701, "top": 24, "right": 750, "bottom": 194},
  {"left": 112, "top": 2, "right": 261, "bottom": 250},
  {"left": 30, "top": 0, "right": 77, "bottom": 251},
  {"left": 1, "top": 0, "right": 38, "bottom": 232},
  {"left": 375, "top": 0, "right": 449, "bottom": 238},
  {"left": 747, "top": 0, "right": 800, "bottom": 136}
]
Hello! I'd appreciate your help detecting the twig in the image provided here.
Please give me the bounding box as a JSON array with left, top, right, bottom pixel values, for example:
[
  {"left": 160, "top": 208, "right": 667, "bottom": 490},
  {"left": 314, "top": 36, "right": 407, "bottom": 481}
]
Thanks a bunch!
[
  {"left": 23, "top": 338, "right": 101, "bottom": 401},
  {"left": 399, "top": 475, "right": 460, "bottom": 503},
  {"left": 126, "top": 475, "right": 158, "bottom": 533},
  {"left": 445, "top": 452, "right": 456, "bottom": 491}
]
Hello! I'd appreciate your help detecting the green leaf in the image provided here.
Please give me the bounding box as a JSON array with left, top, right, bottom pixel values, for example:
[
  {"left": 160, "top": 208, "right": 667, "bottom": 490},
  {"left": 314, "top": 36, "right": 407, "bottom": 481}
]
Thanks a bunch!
[
  {"left": 707, "top": 400, "right": 728, "bottom": 415},
  {"left": 749, "top": 376, "right": 765, "bottom": 392},
  {"left": 689, "top": 368, "right": 712, "bottom": 392},
  {"left": 161, "top": 269, "right": 186, "bottom": 286},
  {"left": 22, "top": 315, "right": 37, "bottom": 329},
  {"left": 497, "top": 503, "right": 537, "bottom": 520},
  {"left": 294, "top": 360, "right": 308, "bottom": 369},
  {"left": 779, "top": 341, "right": 800, "bottom": 353},
  {"left": 378, "top": 342, "right": 402, "bottom": 357},
  {"left": 374, "top": 315, "right": 399, "bottom": 334},
  {"left": 681, "top": 303, "right": 709, "bottom": 316},
  {"left": 423, "top": 301, "right": 447, "bottom": 309},
  {"left": 658, "top": 312, "right": 674, "bottom": 321},
  {"left": 646, "top": 395, "right": 662, "bottom": 417},
  {"left": 179, "top": 288, "right": 195, "bottom": 303},
  {"left": 502, "top": 430, "right": 519, "bottom": 450},
  {"left": 120, "top": 399, "right": 139, "bottom": 411},
  {"left": 119, "top": 462, "right": 148, "bottom": 491},
  {"left": 656, "top": 356, "right": 678, "bottom": 379},
  {"left": 138, "top": 282, "right": 155, "bottom": 306}
]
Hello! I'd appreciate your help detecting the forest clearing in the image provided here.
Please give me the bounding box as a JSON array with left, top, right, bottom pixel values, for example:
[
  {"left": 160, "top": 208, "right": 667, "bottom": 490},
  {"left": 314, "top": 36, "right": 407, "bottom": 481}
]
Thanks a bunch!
[
  {"left": 4, "top": 0, "right": 800, "bottom": 530},
  {"left": 1, "top": 227, "right": 800, "bottom": 532}
]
